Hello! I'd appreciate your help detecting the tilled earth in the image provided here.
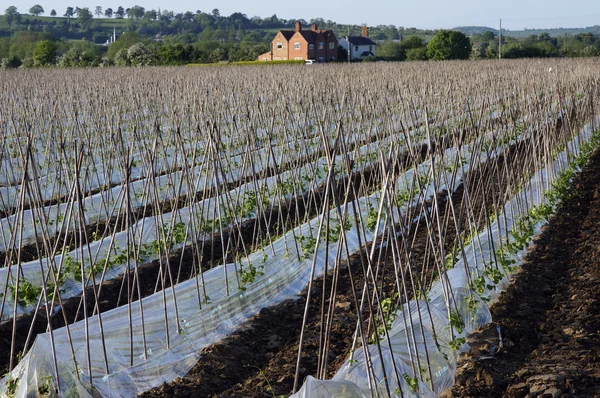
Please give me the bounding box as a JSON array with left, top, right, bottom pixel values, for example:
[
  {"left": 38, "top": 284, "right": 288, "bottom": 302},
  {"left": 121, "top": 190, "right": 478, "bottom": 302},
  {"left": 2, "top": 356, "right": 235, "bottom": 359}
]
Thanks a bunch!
[
  {"left": 6, "top": 132, "right": 594, "bottom": 398},
  {"left": 447, "top": 148, "right": 600, "bottom": 398},
  {"left": 140, "top": 143, "right": 528, "bottom": 398},
  {"left": 141, "top": 146, "right": 600, "bottom": 397}
]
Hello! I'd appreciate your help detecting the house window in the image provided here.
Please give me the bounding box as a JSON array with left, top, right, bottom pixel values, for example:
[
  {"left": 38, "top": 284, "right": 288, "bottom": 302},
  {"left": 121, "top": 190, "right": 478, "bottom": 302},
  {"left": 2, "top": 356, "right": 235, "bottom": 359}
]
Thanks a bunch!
[
  {"left": 369, "top": 45, "right": 373, "bottom": 52},
  {"left": 276, "top": 42, "right": 283, "bottom": 50},
  {"left": 318, "top": 42, "right": 324, "bottom": 50},
  {"left": 294, "top": 42, "right": 301, "bottom": 50},
  {"left": 354, "top": 45, "right": 359, "bottom": 52},
  {"left": 329, "top": 42, "right": 335, "bottom": 49},
  {"left": 309, "top": 43, "right": 315, "bottom": 50}
]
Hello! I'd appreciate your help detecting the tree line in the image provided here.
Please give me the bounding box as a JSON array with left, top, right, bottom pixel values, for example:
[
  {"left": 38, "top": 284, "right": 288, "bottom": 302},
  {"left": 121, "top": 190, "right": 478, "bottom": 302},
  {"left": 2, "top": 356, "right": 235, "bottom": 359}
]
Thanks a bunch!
[
  {"left": 1, "top": 4, "right": 600, "bottom": 68},
  {"left": 375, "top": 30, "right": 600, "bottom": 61}
]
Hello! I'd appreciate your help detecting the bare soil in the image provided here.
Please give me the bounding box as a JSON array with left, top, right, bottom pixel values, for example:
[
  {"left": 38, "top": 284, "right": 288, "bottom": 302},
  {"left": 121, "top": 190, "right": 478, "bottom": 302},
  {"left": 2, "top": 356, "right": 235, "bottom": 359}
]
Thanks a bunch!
[
  {"left": 139, "top": 143, "right": 526, "bottom": 398},
  {"left": 447, "top": 147, "right": 600, "bottom": 398},
  {"left": 141, "top": 138, "right": 600, "bottom": 397}
]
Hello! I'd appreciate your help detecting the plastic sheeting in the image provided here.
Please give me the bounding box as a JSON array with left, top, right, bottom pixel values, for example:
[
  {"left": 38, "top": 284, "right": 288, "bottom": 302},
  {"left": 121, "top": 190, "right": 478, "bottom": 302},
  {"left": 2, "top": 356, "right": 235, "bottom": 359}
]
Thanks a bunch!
[
  {"left": 292, "top": 117, "right": 600, "bottom": 397},
  {"left": 0, "top": 106, "right": 533, "bottom": 397},
  {"left": 1, "top": 104, "right": 443, "bottom": 206},
  {"left": 0, "top": 121, "right": 427, "bottom": 253},
  {"left": 0, "top": 128, "right": 322, "bottom": 212},
  {"left": 0, "top": 134, "right": 499, "bottom": 397},
  {"left": 0, "top": 128, "right": 434, "bottom": 322}
]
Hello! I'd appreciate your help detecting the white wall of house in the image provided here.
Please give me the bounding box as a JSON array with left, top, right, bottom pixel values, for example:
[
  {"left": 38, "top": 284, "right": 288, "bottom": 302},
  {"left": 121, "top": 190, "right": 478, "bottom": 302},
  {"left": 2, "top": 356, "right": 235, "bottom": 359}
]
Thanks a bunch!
[{"left": 338, "top": 38, "right": 376, "bottom": 60}]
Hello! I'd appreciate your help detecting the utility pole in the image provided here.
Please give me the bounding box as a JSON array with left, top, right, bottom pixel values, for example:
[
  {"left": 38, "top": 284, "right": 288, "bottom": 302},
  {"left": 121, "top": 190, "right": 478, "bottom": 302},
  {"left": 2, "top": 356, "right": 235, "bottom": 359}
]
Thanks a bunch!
[
  {"left": 499, "top": 19, "right": 502, "bottom": 60},
  {"left": 347, "top": 26, "right": 350, "bottom": 63}
]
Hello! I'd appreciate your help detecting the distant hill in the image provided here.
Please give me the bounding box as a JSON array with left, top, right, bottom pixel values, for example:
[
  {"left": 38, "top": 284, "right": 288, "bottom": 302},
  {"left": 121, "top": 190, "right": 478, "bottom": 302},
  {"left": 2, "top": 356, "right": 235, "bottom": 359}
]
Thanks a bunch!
[
  {"left": 453, "top": 25, "right": 600, "bottom": 38},
  {"left": 452, "top": 26, "right": 498, "bottom": 35},
  {"left": 503, "top": 26, "right": 600, "bottom": 38}
]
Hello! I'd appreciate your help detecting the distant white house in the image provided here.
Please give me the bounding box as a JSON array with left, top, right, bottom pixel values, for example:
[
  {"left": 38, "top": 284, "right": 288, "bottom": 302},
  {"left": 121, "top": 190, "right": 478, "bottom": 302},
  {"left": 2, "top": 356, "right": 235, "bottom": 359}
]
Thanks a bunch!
[{"left": 338, "top": 26, "right": 377, "bottom": 61}]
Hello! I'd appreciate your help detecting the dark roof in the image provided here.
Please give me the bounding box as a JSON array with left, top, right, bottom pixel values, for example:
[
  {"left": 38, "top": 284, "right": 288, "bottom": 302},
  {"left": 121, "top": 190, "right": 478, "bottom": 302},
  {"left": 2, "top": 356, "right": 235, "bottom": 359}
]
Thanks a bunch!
[
  {"left": 274, "top": 28, "right": 337, "bottom": 44},
  {"left": 295, "top": 29, "right": 337, "bottom": 43},
  {"left": 360, "top": 51, "right": 375, "bottom": 57},
  {"left": 347, "top": 36, "right": 376, "bottom": 46},
  {"left": 278, "top": 30, "right": 296, "bottom": 40},
  {"left": 297, "top": 30, "right": 317, "bottom": 42}
]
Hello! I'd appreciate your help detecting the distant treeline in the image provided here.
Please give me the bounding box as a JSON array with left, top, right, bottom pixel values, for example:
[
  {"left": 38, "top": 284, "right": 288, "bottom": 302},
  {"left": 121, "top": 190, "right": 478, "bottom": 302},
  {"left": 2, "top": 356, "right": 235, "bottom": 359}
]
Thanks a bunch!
[{"left": 1, "top": 5, "right": 599, "bottom": 68}]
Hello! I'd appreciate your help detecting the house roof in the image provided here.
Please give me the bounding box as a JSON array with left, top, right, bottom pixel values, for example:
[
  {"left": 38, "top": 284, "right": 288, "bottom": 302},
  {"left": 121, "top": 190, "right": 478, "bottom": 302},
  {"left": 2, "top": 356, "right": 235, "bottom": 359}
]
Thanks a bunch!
[
  {"left": 360, "top": 51, "right": 375, "bottom": 57},
  {"left": 297, "top": 30, "right": 316, "bottom": 42},
  {"left": 294, "top": 29, "right": 337, "bottom": 44},
  {"left": 347, "top": 36, "right": 377, "bottom": 46},
  {"left": 278, "top": 30, "right": 296, "bottom": 41}
]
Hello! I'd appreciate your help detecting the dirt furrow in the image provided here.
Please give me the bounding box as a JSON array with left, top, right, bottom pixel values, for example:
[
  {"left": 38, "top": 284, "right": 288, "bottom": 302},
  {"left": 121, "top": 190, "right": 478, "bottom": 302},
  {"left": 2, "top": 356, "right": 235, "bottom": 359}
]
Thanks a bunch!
[
  {"left": 447, "top": 147, "right": 600, "bottom": 398},
  {"left": 139, "top": 139, "right": 526, "bottom": 398}
]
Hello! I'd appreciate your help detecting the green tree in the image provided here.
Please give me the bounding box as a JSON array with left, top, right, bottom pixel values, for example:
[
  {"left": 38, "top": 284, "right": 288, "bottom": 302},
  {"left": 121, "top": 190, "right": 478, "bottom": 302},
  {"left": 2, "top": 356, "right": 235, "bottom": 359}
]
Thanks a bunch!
[
  {"left": 376, "top": 40, "right": 403, "bottom": 60},
  {"left": 383, "top": 26, "right": 400, "bottom": 40},
  {"left": 20, "top": 57, "right": 34, "bottom": 67},
  {"left": 50, "top": 9, "right": 56, "bottom": 16},
  {"left": 406, "top": 47, "right": 427, "bottom": 61},
  {"left": 64, "top": 6, "right": 74, "bottom": 18},
  {"left": 156, "top": 43, "right": 191, "bottom": 65},
  {"left": 534, "top": 40, "right": 559, "bottom": 57},
  {"left": 9, "top": 31, "right": 53, "bottom": 59},
  {"left": 107, "top": 31, "right": 140, "bottom": 58},
  {"left": 5, "top": 6, "right": 21, "bottom": 25},
  {"left": 482, "top": 31, "right": 495, "bottom": 42},
  {"left": 78, "top": 7, "right": 93, "bottom": 29},
  {"left": 426, "top": 30, "right": 471, "bottom": 60},
  {"left": 485, "top": 45, "right": 498, "bottom": 59},
  {"left": 471, "top": 42, "right": 489, "bottom": 60},
  {"left": 401, "top": 35, "right": 425, "bottom": 50},
  {"left": 0, "top": 37, "right": 9, "bottom": 58},
  {"left": 33, "top": 40, "right": 57, "bottom": 66},
  {"left": 581, "top": 45, "right": 600, "bottom": 57},
  {"left": 143, "top": 9, "right": 157, "bottom": 20},
  {"left": 501, "top": 42, "right": 524, "bottom": 58},
  {"left": 127, "top": 5, "right": 144, "bottom": 19},
  {"left": 95, "top": 6, "right": 102, "bottom": 18},
  {"left": 58, "top": 47, "right": 97, "bottom": 67},
  {"left": 29, "top": 5, "right": 44, "bottom": 16},
  {"left": 210, "top": 46, "right": 227, "bottom": 62},
  {"left": 538, "top": 32, "right": 551, "bottom": 41},
  {"left": 1, "top": 55, "right": 22, "bottom": 69},
  {"left": 127, "top": 42, "right": 154, "bottom": 65},
  {"left": 114, "top": 48, "right": 128, "bottom": 65},
  {"left": 115, "top": 6, "right": 124, "bottom": 18},
  {"left": 104, "top": 8, "right": 113, "bottom": 18}
]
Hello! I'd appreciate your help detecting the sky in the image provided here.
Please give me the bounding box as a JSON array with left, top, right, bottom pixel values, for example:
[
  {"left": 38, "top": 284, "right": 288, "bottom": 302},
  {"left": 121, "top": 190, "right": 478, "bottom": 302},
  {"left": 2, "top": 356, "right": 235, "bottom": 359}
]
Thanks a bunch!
[{"left": 13, "top": 0, "right": 600, "bottom": 30}]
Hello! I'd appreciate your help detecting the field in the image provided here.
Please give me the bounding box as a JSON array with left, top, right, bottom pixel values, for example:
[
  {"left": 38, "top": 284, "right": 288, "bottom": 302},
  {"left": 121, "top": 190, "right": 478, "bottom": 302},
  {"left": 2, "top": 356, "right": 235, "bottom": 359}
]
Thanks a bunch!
[
  {"left": 447, "top": 141, "right": 600, "bottom": 397},
  {"left": 0, "top": 15, "right": 129, "bottom": 29},
  {"left": 0, "top": 59, "right": 599, "bottom": 397}
]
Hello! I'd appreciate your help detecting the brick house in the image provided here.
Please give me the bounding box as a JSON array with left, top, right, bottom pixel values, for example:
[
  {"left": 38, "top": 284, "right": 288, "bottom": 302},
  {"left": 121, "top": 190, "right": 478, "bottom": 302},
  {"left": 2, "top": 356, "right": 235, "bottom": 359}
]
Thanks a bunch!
[{"left": 258, "top": 21, "right": 338, "bottom": 62}]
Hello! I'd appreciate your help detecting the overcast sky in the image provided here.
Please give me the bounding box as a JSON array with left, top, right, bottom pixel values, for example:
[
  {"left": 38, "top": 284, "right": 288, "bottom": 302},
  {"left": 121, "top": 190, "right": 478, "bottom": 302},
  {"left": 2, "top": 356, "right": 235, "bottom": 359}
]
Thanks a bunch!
[{"left": 14, "top": 0, "right": 600, "bottom": 30}]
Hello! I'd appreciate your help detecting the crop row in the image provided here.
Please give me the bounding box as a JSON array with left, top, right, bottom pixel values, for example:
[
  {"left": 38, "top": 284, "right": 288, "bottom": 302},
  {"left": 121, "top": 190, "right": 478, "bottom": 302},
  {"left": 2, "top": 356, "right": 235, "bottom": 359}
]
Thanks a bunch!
[{"left": 0, "top": 58, "right": 598, "bottom": 398}]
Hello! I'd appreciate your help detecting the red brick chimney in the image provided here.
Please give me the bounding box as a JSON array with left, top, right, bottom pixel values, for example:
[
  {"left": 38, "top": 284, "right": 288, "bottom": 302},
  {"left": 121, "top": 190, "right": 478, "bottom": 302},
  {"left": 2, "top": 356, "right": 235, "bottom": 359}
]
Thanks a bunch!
[
  {"left": 295, "top": 21, "right": 302, "bottom": 31},
  {"left": 361, "top": 25, "right": 368, "bottom": 37},
  {"left": 311, "top": 23, "right": 318, "bottom": 31}
]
